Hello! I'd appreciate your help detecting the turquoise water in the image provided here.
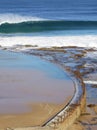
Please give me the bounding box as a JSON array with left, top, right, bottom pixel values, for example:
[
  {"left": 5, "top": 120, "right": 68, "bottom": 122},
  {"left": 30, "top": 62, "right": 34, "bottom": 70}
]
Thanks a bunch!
[{"left": 1, "top": 21, "right": 97, "bottom": 34}]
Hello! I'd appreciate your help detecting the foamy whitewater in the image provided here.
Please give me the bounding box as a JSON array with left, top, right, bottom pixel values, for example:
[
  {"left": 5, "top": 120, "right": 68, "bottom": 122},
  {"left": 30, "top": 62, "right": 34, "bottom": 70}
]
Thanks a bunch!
[
  {"left": 0, "top": 0, "right": 97, "bottom": 48},
  {"left": 1, "top": 35, "right": 97, "bottom": 48}
]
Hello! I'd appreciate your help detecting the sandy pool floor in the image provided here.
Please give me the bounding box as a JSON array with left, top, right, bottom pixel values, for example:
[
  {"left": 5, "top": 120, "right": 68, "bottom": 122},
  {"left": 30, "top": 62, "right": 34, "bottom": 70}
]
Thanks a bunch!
[{"left": 0, "top": 68, "right": 74, "bottom": 129}]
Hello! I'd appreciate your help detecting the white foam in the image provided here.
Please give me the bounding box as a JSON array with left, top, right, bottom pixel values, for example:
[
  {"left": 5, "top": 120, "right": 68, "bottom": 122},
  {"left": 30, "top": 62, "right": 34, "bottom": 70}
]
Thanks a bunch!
[
  {"left": 0, "top": 35, "right": 97, "bottom": 48},
  {"left": 0, "top": 13, "right": 46, "bottom": 25},
  {"left": 84, "top": 80, "right": 97, "bottom": 84}
]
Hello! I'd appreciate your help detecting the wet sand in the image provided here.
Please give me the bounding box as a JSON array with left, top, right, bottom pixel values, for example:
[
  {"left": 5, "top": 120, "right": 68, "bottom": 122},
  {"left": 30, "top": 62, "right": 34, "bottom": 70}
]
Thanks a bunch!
[
  {"left": 0, "top": 67, "right": 74, "bottom": 129},
  {"left": 0, "top": 102, "right": 70, "bottom": 129}
]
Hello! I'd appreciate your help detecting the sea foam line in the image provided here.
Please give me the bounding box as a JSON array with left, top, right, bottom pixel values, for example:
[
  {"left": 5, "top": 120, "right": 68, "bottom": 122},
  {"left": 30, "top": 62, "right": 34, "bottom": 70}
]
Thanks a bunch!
[
  {"left": 84, "top": 80, "right": 97, "bottom": 84},
  {"left": 0, "top": 35, "right": 97, "bottom": 48}
]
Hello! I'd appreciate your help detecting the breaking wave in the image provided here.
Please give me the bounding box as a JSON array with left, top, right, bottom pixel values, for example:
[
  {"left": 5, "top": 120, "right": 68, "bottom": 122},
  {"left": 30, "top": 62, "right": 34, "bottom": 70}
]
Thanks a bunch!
[{"left": 0, "top": 14, "right": 97, "bottom": 33}]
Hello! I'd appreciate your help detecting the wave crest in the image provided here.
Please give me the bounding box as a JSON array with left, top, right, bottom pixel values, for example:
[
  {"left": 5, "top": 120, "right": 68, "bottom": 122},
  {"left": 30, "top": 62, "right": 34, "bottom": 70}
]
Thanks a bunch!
[
  {"left": 0, "top": 13, "right": 46, "bottom": 25},
  {"left": 0, "top": 18, "right": 97, "bottom": 33}
]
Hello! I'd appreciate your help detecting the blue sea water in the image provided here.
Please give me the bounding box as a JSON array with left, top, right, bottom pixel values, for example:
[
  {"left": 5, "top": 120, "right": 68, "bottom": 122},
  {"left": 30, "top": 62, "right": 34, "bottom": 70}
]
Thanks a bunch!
[
  {"left": 0, "top": 0, "right": 97, "bottom": 47},
  {"left": 0, "top": 50, "right": 69, "bottom": 80},
  {"left": 0, "top": 0, "right": 97, "bottom": 21}
]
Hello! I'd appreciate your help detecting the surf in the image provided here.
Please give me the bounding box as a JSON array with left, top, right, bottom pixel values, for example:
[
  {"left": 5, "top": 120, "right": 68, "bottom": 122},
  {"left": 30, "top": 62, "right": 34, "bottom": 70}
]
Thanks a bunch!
[
  {"left": 0, "top": 34, "right": 97, "bottom": 48},
  {"left": 1, "top": 20, "right": 97, "bottom": 33},
  {"left": 0, "top": 14, "right": 46, "bottom": 24}
]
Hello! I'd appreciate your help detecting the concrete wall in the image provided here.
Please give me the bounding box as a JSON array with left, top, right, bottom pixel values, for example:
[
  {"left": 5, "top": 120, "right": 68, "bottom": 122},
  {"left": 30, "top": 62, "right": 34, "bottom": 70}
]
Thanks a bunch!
[
  {"left": 44, "top": 77, "right": 86, "bottom": 130},
  {"left": 6, "top": 74, "right": 86, "bottom": 130}
]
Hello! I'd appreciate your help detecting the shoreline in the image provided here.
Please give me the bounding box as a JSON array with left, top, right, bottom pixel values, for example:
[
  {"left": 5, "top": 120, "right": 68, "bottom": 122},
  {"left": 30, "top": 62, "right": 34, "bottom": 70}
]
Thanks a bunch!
[
  {"left": 1, "top": 46, "right": 97, "bottom": 130},
  {"left": 27, "top": 46, "right": 96, "bottom": 130}
]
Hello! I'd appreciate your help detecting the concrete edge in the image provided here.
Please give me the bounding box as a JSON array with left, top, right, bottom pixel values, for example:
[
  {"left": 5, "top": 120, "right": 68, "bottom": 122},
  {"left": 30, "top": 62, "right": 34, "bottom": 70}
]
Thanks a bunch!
[
  {"left": 6, "top": 72, "right": 86, "bottom": 130},
  {"left": 45, "top": 77, "right": 86, "bottom": 130},
  {"left": 3, "top": 49, "right": 86, "bottom": 130}
]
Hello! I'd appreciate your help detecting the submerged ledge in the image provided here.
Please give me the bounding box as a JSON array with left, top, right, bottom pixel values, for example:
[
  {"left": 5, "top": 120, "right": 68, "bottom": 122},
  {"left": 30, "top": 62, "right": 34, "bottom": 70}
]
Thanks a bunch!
[{"left": 3, "top": 48, "right": 86, "bottom": 130}]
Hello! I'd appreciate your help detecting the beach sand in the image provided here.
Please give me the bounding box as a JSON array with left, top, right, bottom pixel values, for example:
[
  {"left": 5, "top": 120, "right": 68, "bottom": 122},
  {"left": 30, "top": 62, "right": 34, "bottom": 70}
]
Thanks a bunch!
[{"left": 0, "top": 98, "right": 72, "bottom": 129}]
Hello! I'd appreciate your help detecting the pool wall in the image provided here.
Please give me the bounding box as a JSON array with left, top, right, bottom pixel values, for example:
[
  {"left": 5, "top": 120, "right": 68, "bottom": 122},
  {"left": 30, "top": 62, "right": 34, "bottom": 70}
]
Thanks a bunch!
[
  {"left": 44, "top": 75, "right": 86, "bottom": 130},
  {"left": 6, "top": 71, "right": 86, "bottom": 130}
]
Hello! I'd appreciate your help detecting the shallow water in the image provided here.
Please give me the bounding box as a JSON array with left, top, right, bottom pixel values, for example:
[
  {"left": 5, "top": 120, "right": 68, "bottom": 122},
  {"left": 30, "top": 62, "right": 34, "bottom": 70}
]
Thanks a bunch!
[{"left": 0, "top": 50, "right": 74, "bottom": 114}]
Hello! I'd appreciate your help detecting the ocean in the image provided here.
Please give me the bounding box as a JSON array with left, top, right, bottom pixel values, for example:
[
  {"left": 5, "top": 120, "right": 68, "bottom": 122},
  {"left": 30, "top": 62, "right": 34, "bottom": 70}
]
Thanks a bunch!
[{"left": 0, "top": 0, "right": 97, "bottom": 48}]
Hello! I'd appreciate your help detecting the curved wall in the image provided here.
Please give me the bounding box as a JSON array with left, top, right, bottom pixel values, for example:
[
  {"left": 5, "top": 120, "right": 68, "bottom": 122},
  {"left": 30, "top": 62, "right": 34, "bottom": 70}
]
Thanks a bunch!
[{"left": 7, "top": 71, "right": 86, "bottom": 130}]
